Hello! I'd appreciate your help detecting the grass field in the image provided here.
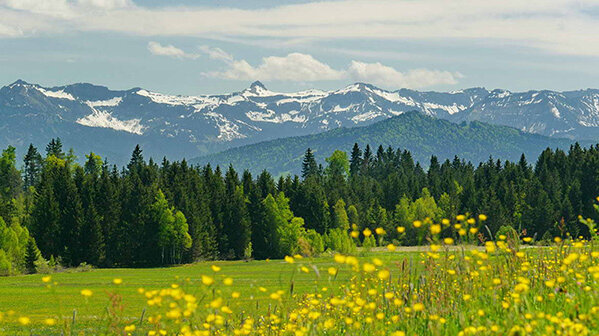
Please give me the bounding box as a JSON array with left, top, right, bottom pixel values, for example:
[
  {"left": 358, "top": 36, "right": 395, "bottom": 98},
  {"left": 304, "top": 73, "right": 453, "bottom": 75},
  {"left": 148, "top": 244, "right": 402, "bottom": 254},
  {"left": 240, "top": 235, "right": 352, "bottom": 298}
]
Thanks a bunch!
[
  {"left": 0, "top": 250, "right": 423, "bottom": 335},
  {"left": 1, "top": 242, "right": 598, "bottom": 335}
]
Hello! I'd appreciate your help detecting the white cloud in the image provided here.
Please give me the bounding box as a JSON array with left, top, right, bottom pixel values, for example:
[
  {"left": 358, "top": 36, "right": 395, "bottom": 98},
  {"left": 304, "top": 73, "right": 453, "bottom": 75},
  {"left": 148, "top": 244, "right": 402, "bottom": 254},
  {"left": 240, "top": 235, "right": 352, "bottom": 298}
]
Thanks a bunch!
[
  {"left": 347, "top": 61, "right": 461, "bottom": 89},
  {"left": 1, "top": 0, "right": 75, "bottom": 18},
  {"left": 0, "top": 21, "right": 21, "bottom": 37},
  {"left": 199, "top": 45, "right": 233, "bottom": 62},
  {"left": 77, "top": 0, "right": 132, "bottom": 10},
  {"left": 147, "top": 41, "right": 199, "bottom": 59},
  {"left": 2, "top": 0, "right": 598, "bottom": 56},
  {"left": 205, "top": 52, "right": 345, "bottom": 82},
  {"left": 204, "top": 50, "right": 458, "bottom": 88}
]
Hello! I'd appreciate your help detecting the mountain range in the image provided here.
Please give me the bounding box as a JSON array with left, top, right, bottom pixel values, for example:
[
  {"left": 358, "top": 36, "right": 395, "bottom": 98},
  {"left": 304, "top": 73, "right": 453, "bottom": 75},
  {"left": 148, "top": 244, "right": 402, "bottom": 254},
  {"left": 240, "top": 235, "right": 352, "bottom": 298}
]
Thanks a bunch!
[{"left": 1, "top": 79, "right": 598, "bottom": 166}]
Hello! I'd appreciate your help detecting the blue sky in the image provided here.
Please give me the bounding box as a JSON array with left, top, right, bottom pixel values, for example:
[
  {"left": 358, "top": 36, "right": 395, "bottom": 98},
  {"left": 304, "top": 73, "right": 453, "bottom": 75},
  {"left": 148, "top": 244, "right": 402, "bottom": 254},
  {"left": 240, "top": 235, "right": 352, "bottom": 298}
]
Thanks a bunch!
[{"left": 1, "top": 0, "right": 599, "bottom": 95}]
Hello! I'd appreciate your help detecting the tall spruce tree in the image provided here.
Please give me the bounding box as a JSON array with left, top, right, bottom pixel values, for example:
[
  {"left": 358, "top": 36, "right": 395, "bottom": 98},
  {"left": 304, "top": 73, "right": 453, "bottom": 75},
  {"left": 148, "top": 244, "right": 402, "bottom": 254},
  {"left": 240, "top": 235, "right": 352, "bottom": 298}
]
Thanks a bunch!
[
  {"left": 301, "top": 148, "right": 319, "bottom": 180},
  {"left": 23, "top": 144, "right": 43, "bottom": 188},
  {"left": 349, "top": 143, "right": 363, "bottom": 177}
]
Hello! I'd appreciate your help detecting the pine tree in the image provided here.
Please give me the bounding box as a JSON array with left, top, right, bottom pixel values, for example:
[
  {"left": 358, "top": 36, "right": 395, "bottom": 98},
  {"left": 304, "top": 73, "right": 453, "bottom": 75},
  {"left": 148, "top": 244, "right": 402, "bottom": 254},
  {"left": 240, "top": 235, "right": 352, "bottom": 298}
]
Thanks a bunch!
[
  {"left": 55, "top": 164, "right": 84, "bottom": 266},
  {"left": 127, "top": 145, "right": 144, "bottom": 172},
  {"left": 222, "top": 166, "right": 251, "bottom": 259},
  {"left": 301, "top": 148, "right": 319, "bottom": 180},
  {"left": 23, "top": 144, "right": 43, "bottom": 188},
  {"left": 24, "top": 238, "right": 40, "bottom": 274},
  {"left": 0, "top": 147, "right": 22, "bottom": 221},
  {"left": 45, "top": 138, "right": 64, "bottom": 159},
  {"left": 257, "top": 170, "right": 276, "bottom": 198},
  {"left": 96, "top": 166, "right": 121, "bottom": 267},
  {"left": 349, "top": 143, "right": 363, "bottom": 176},
  {"left": 362, "top": 144, "right": 372, "bottom": 174},
  {"left": 79, "top": 167, "right": 104, "bottom": 265}
]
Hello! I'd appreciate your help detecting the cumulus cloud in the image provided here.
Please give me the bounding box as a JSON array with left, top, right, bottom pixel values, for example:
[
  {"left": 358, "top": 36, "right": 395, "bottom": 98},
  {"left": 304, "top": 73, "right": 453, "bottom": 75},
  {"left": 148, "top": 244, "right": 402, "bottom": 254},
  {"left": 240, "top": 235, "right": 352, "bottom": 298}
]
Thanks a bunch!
[
  {"left": 147, "top": 41, "right": 199, "bottom": 59},
  {"left": 205, "top": 52, "right": 345, "bottom": 82},
  {"left": 347, "top": 61, "right": 462, "bottom": 89},
  {"left": 203, "top": 50, "right": 459, "bottom": 89}
]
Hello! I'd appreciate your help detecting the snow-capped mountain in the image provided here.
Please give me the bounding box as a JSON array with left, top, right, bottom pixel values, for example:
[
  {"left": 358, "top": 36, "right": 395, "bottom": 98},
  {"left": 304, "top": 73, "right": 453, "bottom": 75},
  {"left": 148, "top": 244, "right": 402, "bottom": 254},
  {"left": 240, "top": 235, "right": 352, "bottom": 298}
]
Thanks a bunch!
[{"left": 1, "top": 79, "right": 599, "bottom": 164}]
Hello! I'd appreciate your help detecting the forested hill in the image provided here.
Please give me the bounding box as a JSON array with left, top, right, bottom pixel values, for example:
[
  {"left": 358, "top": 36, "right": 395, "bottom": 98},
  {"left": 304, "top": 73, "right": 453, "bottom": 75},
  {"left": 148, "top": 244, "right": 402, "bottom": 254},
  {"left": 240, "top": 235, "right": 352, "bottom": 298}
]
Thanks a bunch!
[{"left": 193, "top": 111, "right": 577, "bottom": 175}]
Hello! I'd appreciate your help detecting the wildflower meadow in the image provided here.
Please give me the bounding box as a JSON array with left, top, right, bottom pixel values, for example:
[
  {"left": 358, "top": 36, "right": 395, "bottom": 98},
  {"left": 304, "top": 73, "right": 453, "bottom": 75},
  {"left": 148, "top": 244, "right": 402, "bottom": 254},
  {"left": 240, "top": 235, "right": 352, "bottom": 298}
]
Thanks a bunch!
[{"left": 2, "top": 214, "right": 599, "bottom": 336}]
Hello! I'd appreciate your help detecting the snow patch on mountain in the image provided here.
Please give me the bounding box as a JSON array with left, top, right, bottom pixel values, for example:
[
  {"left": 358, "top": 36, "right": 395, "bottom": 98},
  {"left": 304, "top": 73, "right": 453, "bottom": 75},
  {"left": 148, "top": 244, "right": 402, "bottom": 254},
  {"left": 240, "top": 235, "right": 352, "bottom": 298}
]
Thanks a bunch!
[
  {"left": 423, "top": 102, "right": 466, "bottom": 115},
  {"left": 205, "top": 112, "right": 247, "bottom": 140},
  {"left": 246, "top": 110, "right": 306, "bottom": 123},
  {"left": 86, "top": 97, "right": 123, "bottom": 107},
  {"left": 36, "top": 87, "right": 76, "bottom": 101},
  {"left": 351, "top": 111, "right": 383, "bottom": 123},
  {"left": 372, "top": 89, "right": 416, "bottom": 105},
  {"left": 76, "top": 109, "right": 146, "bottom": 135},
  {"left": 136, "top": 89, "right": 203, "bottom": 106},
  {"left": 550, "top": 106, "right": 561, "bottom": 119},
  {"left": 332, "top": 104, "right": 359, "bottom": 113}
]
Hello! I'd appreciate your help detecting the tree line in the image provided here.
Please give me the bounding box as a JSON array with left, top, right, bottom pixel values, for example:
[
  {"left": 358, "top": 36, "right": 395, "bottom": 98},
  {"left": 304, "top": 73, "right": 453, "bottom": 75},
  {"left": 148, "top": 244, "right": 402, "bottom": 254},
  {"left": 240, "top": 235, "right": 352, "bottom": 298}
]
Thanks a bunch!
[{"left": 1, "top": 138, "right": 599, "bottom": 273}]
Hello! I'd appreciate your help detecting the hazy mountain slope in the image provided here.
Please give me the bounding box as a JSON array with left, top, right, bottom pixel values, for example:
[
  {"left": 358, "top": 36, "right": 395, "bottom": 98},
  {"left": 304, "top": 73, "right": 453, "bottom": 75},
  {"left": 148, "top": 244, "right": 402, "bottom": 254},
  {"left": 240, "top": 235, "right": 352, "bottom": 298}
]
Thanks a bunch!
[{"left": 192, "top": 112, "right": 579, "bottom": 175}]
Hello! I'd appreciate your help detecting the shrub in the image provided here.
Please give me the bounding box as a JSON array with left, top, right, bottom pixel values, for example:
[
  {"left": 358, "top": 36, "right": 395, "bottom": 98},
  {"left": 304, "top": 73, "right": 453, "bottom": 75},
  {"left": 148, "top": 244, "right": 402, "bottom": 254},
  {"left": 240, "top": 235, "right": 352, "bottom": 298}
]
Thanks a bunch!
[
  {"left": 0, "top": 249, "right": 11, "bottom": 276},
  {"left": 324, "top": 228, "right": 356, "bottom": 254}
]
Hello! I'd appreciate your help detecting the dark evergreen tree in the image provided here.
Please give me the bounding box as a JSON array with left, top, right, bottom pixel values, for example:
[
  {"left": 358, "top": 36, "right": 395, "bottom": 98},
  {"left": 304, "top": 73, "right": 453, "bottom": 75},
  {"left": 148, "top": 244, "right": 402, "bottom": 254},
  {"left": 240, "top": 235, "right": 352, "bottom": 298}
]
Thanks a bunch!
[
  {"left": 23, "top": 144, "right": 43, "bottom": 188},
  {"left": 301, "top": 148, "right": 319, "bottom": 180},
  {"left": 45, "top": 138, "right": 64, "bottom": 159},
  {"left": 24, "top": 237, "right": 40, "bottom": 274},
  {"left": 349, "top": 143, "right": 363, "bottom": 177}
]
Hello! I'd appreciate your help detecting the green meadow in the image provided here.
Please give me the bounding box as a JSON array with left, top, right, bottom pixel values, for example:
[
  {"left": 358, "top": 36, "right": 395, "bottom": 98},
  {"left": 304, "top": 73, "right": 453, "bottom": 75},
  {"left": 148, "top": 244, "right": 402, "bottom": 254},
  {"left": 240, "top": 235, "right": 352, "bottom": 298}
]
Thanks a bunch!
[{"left": 0, "top": 251, "right": 421, "bottom": 334}]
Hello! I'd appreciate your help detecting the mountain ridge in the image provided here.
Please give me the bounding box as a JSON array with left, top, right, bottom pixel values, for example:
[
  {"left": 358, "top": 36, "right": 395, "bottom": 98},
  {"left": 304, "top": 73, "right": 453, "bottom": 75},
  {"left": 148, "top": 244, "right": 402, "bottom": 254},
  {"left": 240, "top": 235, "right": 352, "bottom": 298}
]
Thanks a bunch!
[{"left": 192, "top": 111, "right": 582, "bottom": 176}]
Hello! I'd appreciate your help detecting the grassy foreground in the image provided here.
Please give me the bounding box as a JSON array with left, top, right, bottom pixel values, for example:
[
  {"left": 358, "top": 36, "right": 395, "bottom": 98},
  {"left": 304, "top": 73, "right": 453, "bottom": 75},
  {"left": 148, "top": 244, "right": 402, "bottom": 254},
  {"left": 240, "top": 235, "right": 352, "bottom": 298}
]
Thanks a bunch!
[
  {"left": 0, "top": 241, "right": 598, "bottom": 335},
  {"left": 0, "top": 251, "right": 419, "bottom": 335}
]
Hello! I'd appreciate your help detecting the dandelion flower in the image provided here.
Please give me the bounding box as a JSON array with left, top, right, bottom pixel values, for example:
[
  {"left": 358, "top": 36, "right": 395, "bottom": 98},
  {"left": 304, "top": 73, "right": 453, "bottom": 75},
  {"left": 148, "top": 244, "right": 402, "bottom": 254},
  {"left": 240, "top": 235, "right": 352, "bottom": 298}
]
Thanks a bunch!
[
  {"left": 201, "top": 275, "right": 214, "bottom": 286},
  {"left": 363, "top": 263, "right": 376, "bottom": 273},
  {"left": 18, "top": 317, "right": 30, "bottom": 325},
  {"left": 412, "top": 303, "right": 425, "bottom": 312},
  {"left": 378, "top": 269, "right": 390, "bottom": 280}
]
